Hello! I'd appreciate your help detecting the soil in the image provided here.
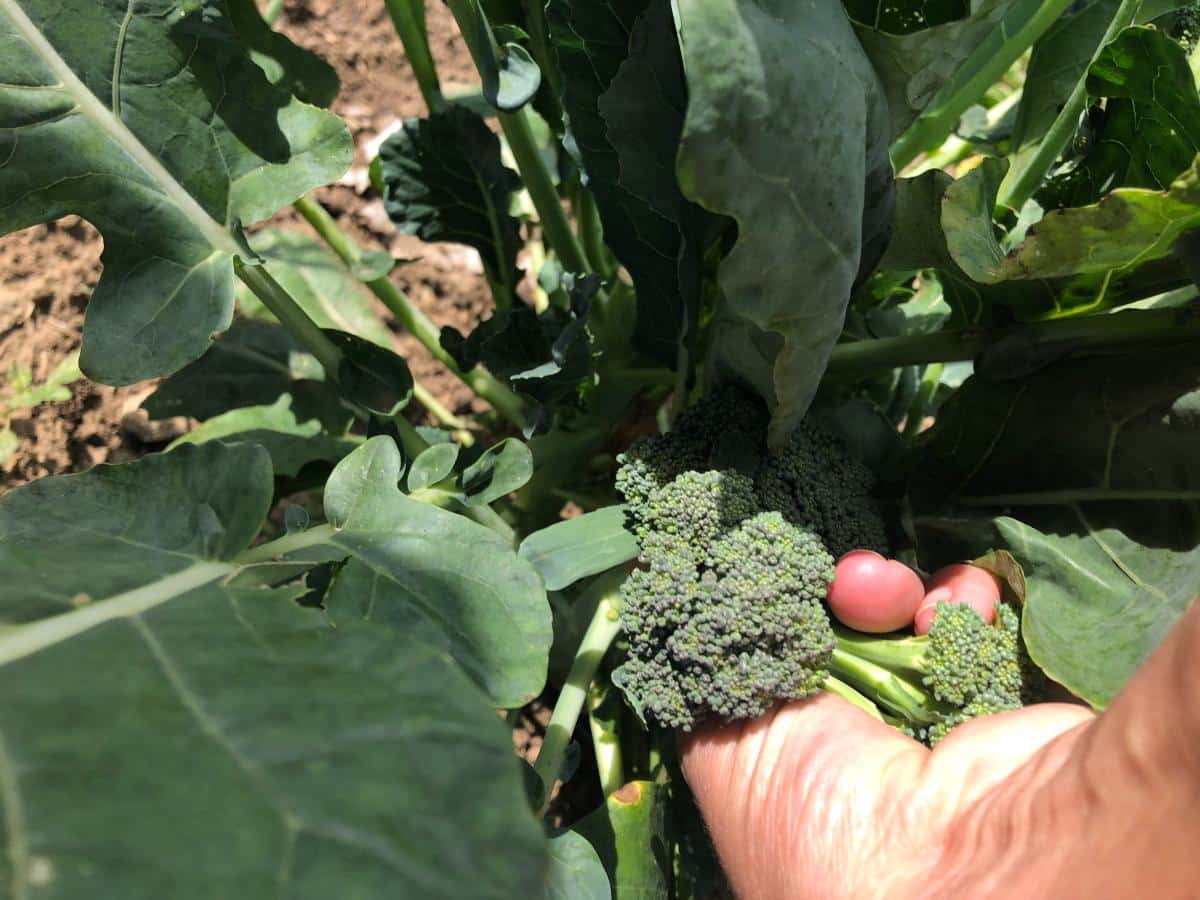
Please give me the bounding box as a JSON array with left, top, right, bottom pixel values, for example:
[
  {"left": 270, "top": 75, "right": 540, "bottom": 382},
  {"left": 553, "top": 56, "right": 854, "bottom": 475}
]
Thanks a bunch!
[{"left": 0, "top": 0, "right": 494, "bottom": 495}]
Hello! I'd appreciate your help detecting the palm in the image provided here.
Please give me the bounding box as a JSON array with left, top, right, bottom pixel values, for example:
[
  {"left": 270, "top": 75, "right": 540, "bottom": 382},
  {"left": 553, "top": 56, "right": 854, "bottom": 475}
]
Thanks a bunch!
[{"left": 681, "top": 695, "right": 1093, "bottom": 900}]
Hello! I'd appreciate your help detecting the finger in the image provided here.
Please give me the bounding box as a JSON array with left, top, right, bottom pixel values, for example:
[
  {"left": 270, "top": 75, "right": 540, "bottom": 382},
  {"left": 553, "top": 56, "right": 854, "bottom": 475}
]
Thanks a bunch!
[{"left": 680, "top": 694, "right": 929, "bottom": 900}]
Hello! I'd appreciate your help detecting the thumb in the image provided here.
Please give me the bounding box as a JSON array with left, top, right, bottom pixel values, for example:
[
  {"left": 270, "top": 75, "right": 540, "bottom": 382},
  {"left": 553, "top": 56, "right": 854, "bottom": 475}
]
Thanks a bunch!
[{"left": 679, "top": 693, "right": 928, "bottom": 900}]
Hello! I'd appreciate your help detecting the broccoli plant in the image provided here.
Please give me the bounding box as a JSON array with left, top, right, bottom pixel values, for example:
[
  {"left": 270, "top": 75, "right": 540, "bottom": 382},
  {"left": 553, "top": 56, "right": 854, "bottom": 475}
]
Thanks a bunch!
[{"left": 1, "top": 0, "right": 1199, "bottom": 897}]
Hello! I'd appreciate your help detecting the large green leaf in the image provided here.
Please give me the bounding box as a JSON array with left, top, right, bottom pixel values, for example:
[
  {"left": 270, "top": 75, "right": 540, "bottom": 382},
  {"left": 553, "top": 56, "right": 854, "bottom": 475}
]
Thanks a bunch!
[
  {"left": 518, "top": 505, "right": 638, "bottom": 591},
  {"left": 378, "top": 106, "right": 523, "bottom": 293},
  {"left": 999, "top": 0, "right": 1187, "bottom": 208},
  {"left": 849, "top": 0, "right": 1014, "bottom": 138},
  {"left": 169, "top": 395, "right": 360, "bottom": 478},
  {"left": 320, "top": 438, "right": 552, "bottom": 707},
  {"left": 143, "top": 319, "right": 350, "bottom": 430},
  {"left": 676, "top": 0, "right": 893, "bottom": 446},
  {"left": 1039, "top": 26, "right": 1200, "bottom": 209},
  {"left": 947, "top": 155, "right": 1200, "bottom": 285},
  {"left": 544, "top": 830, "right": 611, "bottom": 900},
  {"left": 0, "top": 0, "right": 352, "bottom": 384},
  {"left": 0, "top": 441, "right": 549, "bottom": 898},
  {"left": 547, "top": 0, "right": 711, "bottom": 366},
  {"left": 236, "top": 229, "right": 394, "bottom": 347},
  {"left": 0, "top": 442, "right": 272, "bottom": 624},
  {"left": 911, "top": 349, "right": 1200, "bottom": 707},
  {"left": 227, "top": 0, "right": 340, "bottom": 107}
]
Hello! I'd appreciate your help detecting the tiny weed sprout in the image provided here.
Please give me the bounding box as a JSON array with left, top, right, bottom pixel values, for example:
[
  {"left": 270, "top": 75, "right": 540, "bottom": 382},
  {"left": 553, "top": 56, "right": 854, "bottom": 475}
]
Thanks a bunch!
[{"left": 1, "top": 0, "right": 1199, "bottom": 896}]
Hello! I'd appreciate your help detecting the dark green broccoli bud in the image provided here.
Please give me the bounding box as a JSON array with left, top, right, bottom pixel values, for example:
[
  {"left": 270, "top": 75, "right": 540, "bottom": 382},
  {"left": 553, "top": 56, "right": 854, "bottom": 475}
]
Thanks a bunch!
[
  {"left": 756, "top": 416, "right": 888, "bottom": 557},
  {"left": 638, "top": 470, "right": 759, "bottom": 559},
  {"left": 615, "top": 511, "right": 838, "bottom": 731},
  {"left": 615, "top": 387, "right": 766, "bottom": 513}
]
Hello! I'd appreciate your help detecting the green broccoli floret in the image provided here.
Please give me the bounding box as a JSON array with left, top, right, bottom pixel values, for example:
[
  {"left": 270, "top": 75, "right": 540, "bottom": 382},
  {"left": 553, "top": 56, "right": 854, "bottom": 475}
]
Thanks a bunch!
[
  {"left": 613, "top": 389, "right": 1033, "bottom": 741},
  {"left": 615, "top": 510, "right": 837, "bottom": 730},
  {"left": 756, "top": 416, "right": 889, "bottom": 557},
  {"left": 829, "top": 602, "right": 1024, "bottom": 742}
]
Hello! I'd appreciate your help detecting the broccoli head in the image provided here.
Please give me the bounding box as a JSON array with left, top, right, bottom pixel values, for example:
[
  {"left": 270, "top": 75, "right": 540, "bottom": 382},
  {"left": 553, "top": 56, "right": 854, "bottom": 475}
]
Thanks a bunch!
[
  {"left": 615, "top": 510, "right": 837, "bottom": 729},
  {"left": 613, "top": 388, "right": 1036, "bottom": 742}
]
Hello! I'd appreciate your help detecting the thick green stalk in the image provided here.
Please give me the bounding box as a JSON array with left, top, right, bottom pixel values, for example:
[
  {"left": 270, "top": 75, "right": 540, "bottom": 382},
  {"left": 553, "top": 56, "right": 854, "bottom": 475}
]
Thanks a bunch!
[
  {"left": 825, "top": 304, "right": 1200, "bottom": 381},
  {"left": 534, "top": 571, "right": 627, "bottom": 810},
  {"left": 441, "top": 0, "right": 589, "bottom": 273},
  {"left": 823, "top": 677, "right": 885, "bottom": 721},
  {"left": 575, "top": 183, "right": 612, "bottom": 277},
  {"left": 833, "top": 625, "right": 928, "bottom": 678},
  {"left": 910, "top": 89, "right": 1023, "bottom": 176},
  {"left": 233, "top": 258, "right": 343, "bottom": 376},
  {"left": 293, "top": 196, "right": 526, "bottom": 428},
  {"left": 891, "top": 0, "right": 1074, "bottom": 171},
  {"left": 829, "top": 649, "right": 943, "bottom": 725},
  {"left": 263, "top": 0, "right": 285, "bottom": 26},
  {"left": 587, "top": 682, "right": 626, "bottom": 795},
  {"left": 500, "top": 106, "right": 590, "bottom": 273},
  {"left": 384, "top": 0, "right": 446, "bottom": 112},
  {"left": 996, "top": 0, "right": 1143, "bottom": 214}
]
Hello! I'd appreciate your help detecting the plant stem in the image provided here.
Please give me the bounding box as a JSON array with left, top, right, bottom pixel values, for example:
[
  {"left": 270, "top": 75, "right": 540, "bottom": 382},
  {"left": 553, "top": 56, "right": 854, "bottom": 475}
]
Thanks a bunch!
[
  {"left": 903, "top": 362, "right": 944, "bottom": 439},
  {"left": 891, "top": 0, "right": 1074, "bottom": 171},
  {"left": 263, "top": 0, "right": 285, "bottom": 26},
  {"left": 293, "top": 196, "right": 526, "bottom": 428},
  {"left": 822, "top": 676, "right": 884, "bottom": 721},
  {"left": 441, "top": 0, "right": 590, "bottom": 273},
  {"left": 384, "top": 0, "right": 446, "bottom": 112},
  {"left": 500, "top": 107, "right": 589, "bottom": 273},
  {"left": 996, "top": 0, "right": 1143, "bottom": 214},
  {"left": 587, "top": 682, "right": 626, "bottom": 795},
  {"left": 236, "top": 523, "right": 338, "bottom": 564},
  {"left": 910, "top": 89, "right": 1023, "bottom": 176},
  {"left": 575, "top": 184, "right": 611, "bottom": 277},
  {"left": 824, "top": 304, "right": 1200, "bottom": 381},
  {"left": 392, "top": 411, "right": 432, "bottom": 459},
  {"left": 519, "top": 0, "right": 563, "bottom": 111},
  {"left": 411, "top": 382, "right": 476, "bottom": 446},
  {"left": 829, "top": 648, "right": 943, "bottom": 725},
  {"left": 233, "top": 258, "right": 343, "bottom": 377},
  {"left": 408, "top": 484, "right": 518, "bottom": 544},
  {"left": 534, "top": 570, "right": 627, "bottom": 810}
]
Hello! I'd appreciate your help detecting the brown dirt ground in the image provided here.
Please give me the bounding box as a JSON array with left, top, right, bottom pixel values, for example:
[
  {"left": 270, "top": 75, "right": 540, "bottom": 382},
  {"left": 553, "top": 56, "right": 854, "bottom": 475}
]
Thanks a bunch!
[{"left": 0, "top": 0, "right": 494, "bottom": 495}]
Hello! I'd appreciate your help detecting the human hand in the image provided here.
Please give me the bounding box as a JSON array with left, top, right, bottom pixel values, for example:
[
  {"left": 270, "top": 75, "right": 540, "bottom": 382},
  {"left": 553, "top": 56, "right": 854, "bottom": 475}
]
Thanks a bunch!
[{"left": 681, "top": 582, "right": 1200, "bottom": 900}]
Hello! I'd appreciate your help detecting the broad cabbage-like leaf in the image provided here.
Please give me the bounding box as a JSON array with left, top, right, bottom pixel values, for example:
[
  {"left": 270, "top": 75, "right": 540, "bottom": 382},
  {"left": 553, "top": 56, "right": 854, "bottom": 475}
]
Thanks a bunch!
[
  {"left": 317, "top": 438, "right": 552, "bottom": 706},
  {"left": 847, "top": 0, "right": 1015, "bottom": 138},
  {"left": 0, "top": 0, "right": 352, "bottom": 383},
  {"left": 946, "top": 155, "right": 1200, "bottom": 285},
  {"left": 911, "top": 349, "right": 1200, "bottom": 707},
  {"left": 547, "top": 0, "right": 713, "bottom": 366},
  {"left": 378, "top": 106, "right": 523, "bottom": 294},
  {"left": 676, "top": 0, "right": 894, "bottom": 446},
  {"left": 1038, "top": 26, "right": 1200, "bottom": 209}
]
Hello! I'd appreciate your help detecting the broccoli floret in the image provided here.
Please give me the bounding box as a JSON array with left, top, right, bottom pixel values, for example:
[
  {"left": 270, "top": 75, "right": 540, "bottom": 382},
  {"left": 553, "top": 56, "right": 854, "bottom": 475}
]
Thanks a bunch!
[
  {"left": 830, "top": 601, "right": 1024, "bottom": 743},
  {"left": 612, "top": 389, "right": 1033, "bottom": 741},
  {"left": 615, "top": 511, "right": 837, "bottom": 730},
  {"left": 757, "top": 417, "right": 889, "bottom": 557}
]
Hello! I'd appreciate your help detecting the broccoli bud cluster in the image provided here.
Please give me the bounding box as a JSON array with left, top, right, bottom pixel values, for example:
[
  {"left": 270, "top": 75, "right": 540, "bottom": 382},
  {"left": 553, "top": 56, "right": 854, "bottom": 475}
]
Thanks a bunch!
[{"left": 613, "top": 388, "right": 1030, "bottom": 741}]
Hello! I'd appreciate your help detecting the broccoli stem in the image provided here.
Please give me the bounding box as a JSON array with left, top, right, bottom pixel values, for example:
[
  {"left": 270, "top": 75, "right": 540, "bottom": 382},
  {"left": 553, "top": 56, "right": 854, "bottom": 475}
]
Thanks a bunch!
[
  {"left": 832, "top": 624, "right": 930, "bottom": 680},
  {"left": 829, "top": 648, "right": 945, "bottom": 726},
  {"left": 822, "top": 676, "right": 884, "bottom": 721},
  {"left": 533, "top": 569, "right": 627, "bottom": 813}
]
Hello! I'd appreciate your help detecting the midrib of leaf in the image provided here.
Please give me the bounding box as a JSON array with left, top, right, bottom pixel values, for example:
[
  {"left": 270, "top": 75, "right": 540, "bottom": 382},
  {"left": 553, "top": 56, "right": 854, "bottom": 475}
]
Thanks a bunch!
[
  {"left": 0, "top": 559, "right": 234, "bottom": 667},
  {"left": 0, "top": 0, "right": 239, "bottom": 255},
  {"left": 0, "top": 729, "right": 28, "bottom": 900}
]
